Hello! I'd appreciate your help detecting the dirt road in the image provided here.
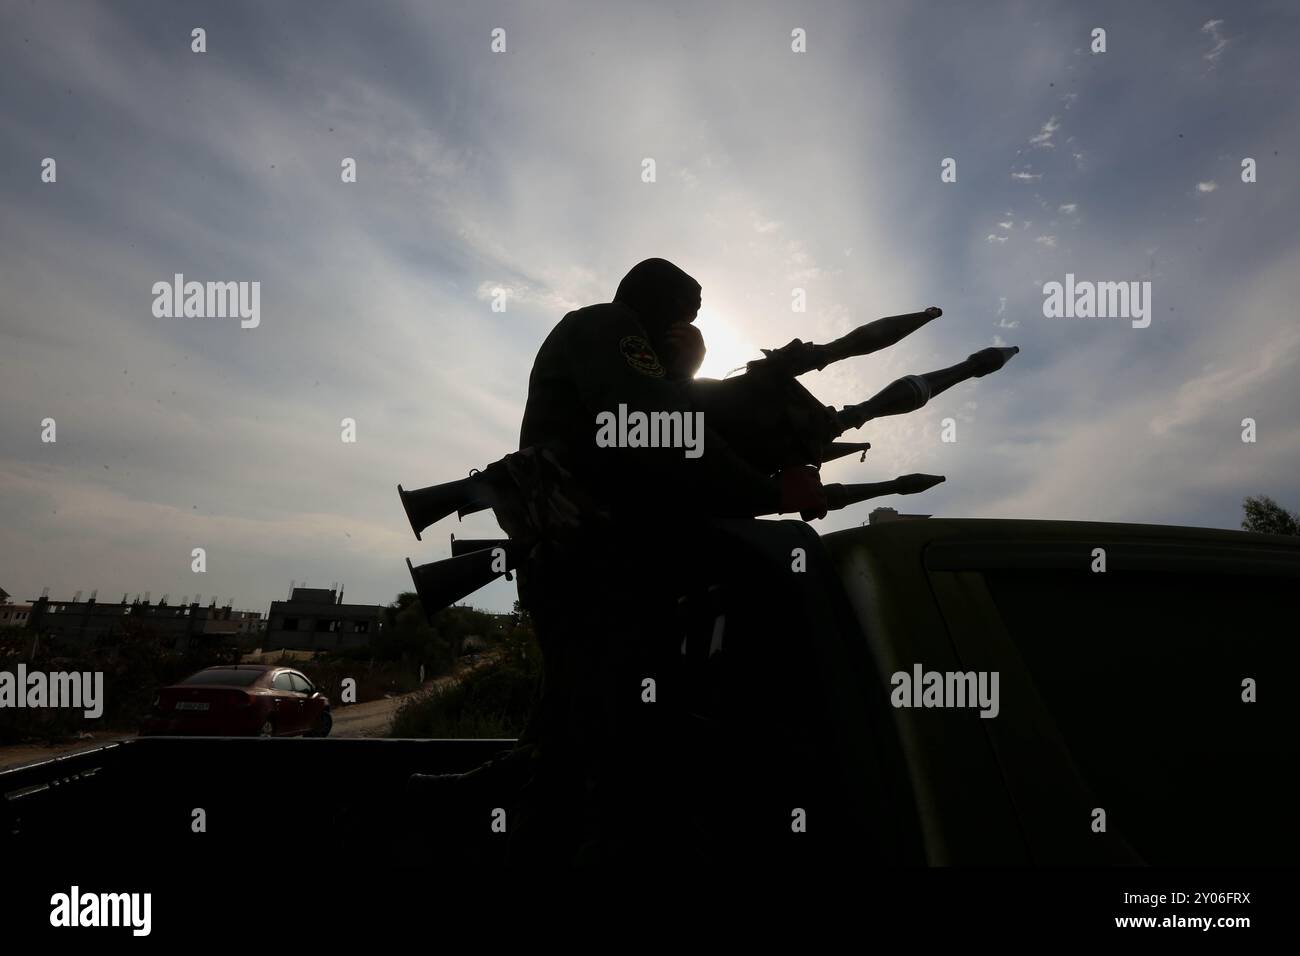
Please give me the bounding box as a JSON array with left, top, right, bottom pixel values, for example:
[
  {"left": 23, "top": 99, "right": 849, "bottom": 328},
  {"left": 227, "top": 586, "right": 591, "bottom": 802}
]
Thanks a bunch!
[
  {"left": 329, "top": 689, "right": 415, "bottom": 738},
  {"left": 331, "top": 654, "right": 498, "bottom": 738},
  {"left": 0, "top": 732, "right": 132, "bottom": 771}
]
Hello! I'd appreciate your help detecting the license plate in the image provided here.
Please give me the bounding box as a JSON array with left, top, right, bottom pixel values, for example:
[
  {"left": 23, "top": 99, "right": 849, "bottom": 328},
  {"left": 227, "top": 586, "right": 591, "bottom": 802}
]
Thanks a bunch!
[{"left": 175, "top": 701, "right": 209, "bottom": 711}]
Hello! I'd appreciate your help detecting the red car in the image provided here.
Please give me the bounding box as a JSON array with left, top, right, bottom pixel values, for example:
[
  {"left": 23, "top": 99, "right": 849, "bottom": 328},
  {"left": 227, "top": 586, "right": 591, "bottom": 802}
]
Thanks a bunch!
[{"left": 141, "top": 665, "right": 332, "bottom": 738}]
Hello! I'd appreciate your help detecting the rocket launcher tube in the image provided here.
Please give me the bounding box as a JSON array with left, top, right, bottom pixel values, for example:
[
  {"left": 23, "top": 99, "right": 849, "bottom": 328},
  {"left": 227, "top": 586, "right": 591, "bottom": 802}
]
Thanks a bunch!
[{"left": 820, "top": 441, "right": 872, "bottom": 463}]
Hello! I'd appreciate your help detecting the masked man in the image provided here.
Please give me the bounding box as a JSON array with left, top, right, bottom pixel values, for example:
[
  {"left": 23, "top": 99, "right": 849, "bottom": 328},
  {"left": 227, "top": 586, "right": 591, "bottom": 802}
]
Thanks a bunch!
[{"left": 500, "top": 259, "right": 826, "bottom": 864}]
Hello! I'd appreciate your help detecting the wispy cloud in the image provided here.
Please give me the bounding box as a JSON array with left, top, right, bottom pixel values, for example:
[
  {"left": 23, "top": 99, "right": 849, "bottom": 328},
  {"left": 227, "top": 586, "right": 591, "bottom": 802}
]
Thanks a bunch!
[
  {"left": 1029, "top": 115, "right": 1061, "bottom": 148},
  {"left": 475, "top": 279, "right": 581, "bottom": 314},
  {"left": 0, "top": 0, "right": 1296, "bottom": 615},
  {"left": 1202, "top": 19, "right": 1231, "bottom": 66}
]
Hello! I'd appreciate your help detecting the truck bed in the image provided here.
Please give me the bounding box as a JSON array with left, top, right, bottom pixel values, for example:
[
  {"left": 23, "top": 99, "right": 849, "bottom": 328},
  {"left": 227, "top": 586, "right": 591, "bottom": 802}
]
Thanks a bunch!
[{"left": 4, "top": 518, "right": 1295, "bottom": 867}]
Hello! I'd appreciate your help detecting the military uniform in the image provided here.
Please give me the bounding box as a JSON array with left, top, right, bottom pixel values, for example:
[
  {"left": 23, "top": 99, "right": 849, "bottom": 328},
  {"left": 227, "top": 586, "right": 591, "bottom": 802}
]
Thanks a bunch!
[
  {"left": 518, "top": 300, "right": 779, "bottom": 522},
  {"left": 510, "top": 268, "right": 783, "bottom": 866}
]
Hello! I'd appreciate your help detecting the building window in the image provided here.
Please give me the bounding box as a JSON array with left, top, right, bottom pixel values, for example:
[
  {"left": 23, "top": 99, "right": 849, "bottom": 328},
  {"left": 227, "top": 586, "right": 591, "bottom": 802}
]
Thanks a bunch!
[
  {"left": 353, "top": 621, "right": 370, "bottom": 634},
  {"left": 282, "top": 618, "right": 299, "bottom": 632}
]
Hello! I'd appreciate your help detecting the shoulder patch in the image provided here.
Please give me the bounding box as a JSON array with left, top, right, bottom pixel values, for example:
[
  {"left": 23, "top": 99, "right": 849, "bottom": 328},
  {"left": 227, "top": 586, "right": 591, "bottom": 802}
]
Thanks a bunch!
[{"left": 619, "top": 335, "right": 665, "bottom": 377}]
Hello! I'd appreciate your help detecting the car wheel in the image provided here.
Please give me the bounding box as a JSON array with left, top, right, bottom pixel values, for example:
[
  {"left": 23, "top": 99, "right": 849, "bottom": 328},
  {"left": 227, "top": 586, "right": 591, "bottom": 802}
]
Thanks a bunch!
[
  {"left": 312, "top": 711, "right": 332, "bottom": 738},
  {"left": 258, "top": 718, "right": 275, "bottom": 737}
]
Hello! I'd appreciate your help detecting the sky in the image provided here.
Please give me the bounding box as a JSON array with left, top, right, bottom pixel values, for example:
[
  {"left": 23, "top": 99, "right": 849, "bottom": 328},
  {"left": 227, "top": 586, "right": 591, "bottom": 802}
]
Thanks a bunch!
[{"left": 1, "top": 0, "right": 1297, "bottom": 616}]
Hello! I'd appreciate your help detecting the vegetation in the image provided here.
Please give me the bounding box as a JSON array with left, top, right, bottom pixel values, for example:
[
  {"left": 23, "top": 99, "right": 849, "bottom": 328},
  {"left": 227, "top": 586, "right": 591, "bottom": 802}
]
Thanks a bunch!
[
  {"left": 389, "top": 601, "right": 541, "bottom": 739},
  {"left": 374, "top": 594, "right": 507, "bottom": 676},
  {"left": 0, "top": 593, "right": 527, "bottom": 746},
  {"left": 1241, "top": 495, "right": 1300, "bottom": 536}
]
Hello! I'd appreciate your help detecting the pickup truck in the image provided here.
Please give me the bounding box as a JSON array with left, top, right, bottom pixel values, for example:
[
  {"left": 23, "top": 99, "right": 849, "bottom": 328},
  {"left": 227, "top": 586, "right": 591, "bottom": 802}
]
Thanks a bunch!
[{"left": 2, "top": 518, "right": 1295, "bottom": 868}]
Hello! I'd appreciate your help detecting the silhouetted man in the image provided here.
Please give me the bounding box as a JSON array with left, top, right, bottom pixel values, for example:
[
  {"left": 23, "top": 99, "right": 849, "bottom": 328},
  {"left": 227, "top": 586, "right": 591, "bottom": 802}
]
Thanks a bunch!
[
  {"left": 507, "top": 258, "right": 827, "bottom": 866},
  {"left": 517, "top": 258, "right": 823, "bottom": 520}
]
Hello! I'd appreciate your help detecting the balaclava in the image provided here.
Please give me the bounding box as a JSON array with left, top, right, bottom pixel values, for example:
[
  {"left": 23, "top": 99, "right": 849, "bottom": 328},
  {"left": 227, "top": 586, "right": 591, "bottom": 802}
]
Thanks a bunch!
[{"left": 613, "top": 258, "right": 702, "bottom": 355}]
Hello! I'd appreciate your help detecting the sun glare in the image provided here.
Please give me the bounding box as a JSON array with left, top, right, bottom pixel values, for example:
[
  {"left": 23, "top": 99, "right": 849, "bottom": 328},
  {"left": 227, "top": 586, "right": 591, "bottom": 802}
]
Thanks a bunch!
[{"left": 692, "top": 309, "right": 763, "bottom": 381}]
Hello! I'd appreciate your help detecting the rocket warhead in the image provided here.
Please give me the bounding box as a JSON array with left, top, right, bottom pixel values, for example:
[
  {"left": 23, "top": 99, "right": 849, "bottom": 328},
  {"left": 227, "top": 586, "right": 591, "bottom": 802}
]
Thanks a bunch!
[
  {"left": 817, "top": 306, "right": 943, "bottom": 368},
  {"left": 892, "top": 473, "right": 947, "bottom": 494},
  {"left": 967, "top": 345, "right": 1020, "bottom": 377},
  {"left": 821, "top": 473, "right": 946, "bottom": 513},
  {"left": 746, "top": 307, "right": 943, "bottom": 377},
  {"left": 833, "top": 374, "right": 931, "bottom": 432},
  {"left": 834, "top": 344, "right": 1022, "bottom": 434}
]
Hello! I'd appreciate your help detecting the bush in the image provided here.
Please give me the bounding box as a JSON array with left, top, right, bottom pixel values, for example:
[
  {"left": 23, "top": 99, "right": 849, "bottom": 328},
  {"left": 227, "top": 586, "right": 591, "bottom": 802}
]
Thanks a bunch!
[{"left": 389, "top": 622, "right": 540, "bottom": 739}]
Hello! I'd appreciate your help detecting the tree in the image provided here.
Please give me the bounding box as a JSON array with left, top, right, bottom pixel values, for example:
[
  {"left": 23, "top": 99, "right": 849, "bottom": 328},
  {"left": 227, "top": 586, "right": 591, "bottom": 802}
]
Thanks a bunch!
[
  {"left": 511, "top": 599, "right": 533, "bottom": 630},
  {"left": 375, "top": 593, "right": 511, "bottom": 674},
  {"left": 1241, "top": 495, "right": 1300, "bottom": 536},
  {"left": 376, "top": 591, "right": 450, "bottom": 671}
]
